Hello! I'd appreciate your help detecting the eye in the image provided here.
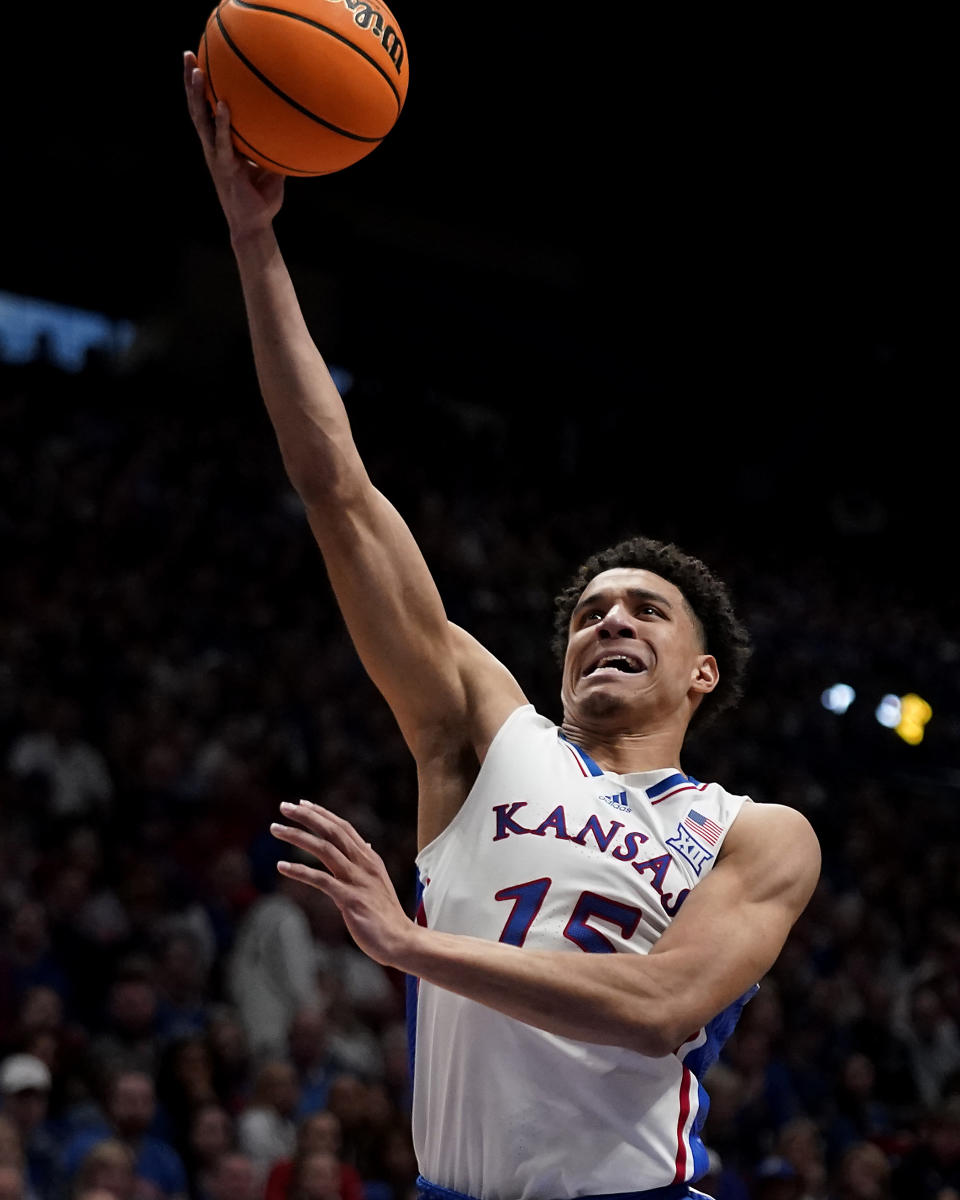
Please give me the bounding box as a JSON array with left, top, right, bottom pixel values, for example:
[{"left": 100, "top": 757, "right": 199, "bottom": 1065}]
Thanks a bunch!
[{"left": 638, "top": 605, "right": 663, "bottom": 618}]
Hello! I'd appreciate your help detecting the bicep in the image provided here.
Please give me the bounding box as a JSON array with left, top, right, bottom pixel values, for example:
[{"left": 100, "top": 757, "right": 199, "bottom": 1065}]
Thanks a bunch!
[
  {"left": 644, "top": 804, "right": 821, "bottom": 1043},
  {"left": 306, "top": 488, "right": 524, "bottom": 754}
]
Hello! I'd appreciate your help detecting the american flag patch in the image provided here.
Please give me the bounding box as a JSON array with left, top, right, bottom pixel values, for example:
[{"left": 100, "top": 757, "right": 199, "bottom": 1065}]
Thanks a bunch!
[{"left": 683, "top": 809, "right": 723, "bottom": 846}]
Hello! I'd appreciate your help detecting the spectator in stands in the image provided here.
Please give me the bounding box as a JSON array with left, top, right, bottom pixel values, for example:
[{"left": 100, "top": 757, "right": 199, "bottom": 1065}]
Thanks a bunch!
[
  {"left": 236, "top": 1062, "right": 298, "bottom": 1180},
  {"left": 775, "top": 1116, "right": 828, "bottom": 1200},
  {"left": 203, "top": 1154, "right": 259, "bottom": 1200},
  {"left": 845, "top": 977, "right": 918, "bottom": 1117},
  {"left": 321, "top": 1078, "right": 393, "bottom": 1186},
  {"left": 287, "top": 1153, "right": 340, "bottom": 1200},
  {"left": 153, "top": 936, "right": 210, "bottom": 1044},
  {"left": 204, "top": 1012, "right": 250, "bottom": 1117},
  {"left": 72, "top": 1141, "right": 141, "bottom": 1200},
  {"left": 13, "top": 988, "right": 66, "bottom": 1055},
  {"left": 228, "top": 876, "right": 325, "bottom": 1063},
  {"left": 7, "top": 698, "right": 112, "bottom": 823},
  {"left": 0, "top": 1056, "right": 59, "bottom": 1200},
  {"left": 62, "top": 1071, "right": 187, "bottom": 1200},
  {"left": 752, "top": 1155, "right": 803, "bottom": 1200},
  {"left": 899, "top": 986, "right": 960, "bottom": 1111},
  {"left": 156, "top": 1038, "right": 219, "bottom": 1155},
  {"left": 0, "top": 1165, "right": 25, "bottom": 1200},
  {"left": 0, "top": 905, "right": 70, "bottom": 1025},
  {"left": 181, "top": 1105, "right": 233, "bottom": 1200},
  {"left": 891, "top": 1098, "right": 960, "bottom": 1199},
  {"left": 824, "top": 1053, "right": 894, "bottom": 1160},
  {"left": 265, "top": 1112, "right": 361, "bottom": 1200},
  {"left": 723, "top": 1026, "right": 801, "bottom": 1151},
  {"left": 196, "top": 850, "right": 257, "bottom": 968},
  {"left": 358, "top": 1124, "right": 418, "bottom": 1200},
  {"left": 0, "top": 1116, "right": 26, "bottom": 1200},
  {"left": 696, "top": 1147, "right": 749, "bottom": 1200},
  {"left": 88, "top": 975, "right": 162, "bottom": 1081},
  {"left": 829, "top": 1140, "right": 892, "bottom": 1200},
  {"left": 286, "top": 1010, "right": 346, "bottom": 1121},
  {"left": 376, "top": 1024, "right": 410, "bottom": 1117},
  {"left": 309, "top": 896, "right": 396, "bottom": 1032},
  {"left": 0, "top": 1116, "right": 22, "bottom": 1164}
]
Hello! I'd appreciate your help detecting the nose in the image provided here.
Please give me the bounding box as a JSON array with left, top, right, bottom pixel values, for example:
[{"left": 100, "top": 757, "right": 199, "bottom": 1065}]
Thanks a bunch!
[{"left": 597, "top": 604, "right": 635, "bottom": 640}]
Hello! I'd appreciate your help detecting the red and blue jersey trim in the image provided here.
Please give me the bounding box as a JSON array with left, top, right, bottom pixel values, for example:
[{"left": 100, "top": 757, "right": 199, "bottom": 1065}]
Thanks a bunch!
[
  {"left": 646, "top": 773, "right": 707, "bottom": 805},
  {"left": 406, "top": 868, "right": 428, "bottom": 1083},
  {"left": 671, "top": 983, "right": 759, "bottom": 1181},
  {"left": 559, "top": 737, "right": 709, "bottom": 805},
  {"left": 559, "top": 733, "right": 605, "bottom": 777}
]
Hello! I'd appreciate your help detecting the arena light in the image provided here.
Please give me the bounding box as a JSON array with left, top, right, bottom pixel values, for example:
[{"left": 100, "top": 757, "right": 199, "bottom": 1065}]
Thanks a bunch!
[
  {"left": 875, "top": 694, "right": 902, "bottom": 729},
  {"left": 895, "top": 693, "right": 933, "bottom": 745},
  {"left": 329, "top": 365, "right": 354, "bottom": 396},
  {"left": 0, "top": 290, "right": 135, "bottom": 373},
  {"left": 821, "top": 684, "right": 856, "bottom": 714}
]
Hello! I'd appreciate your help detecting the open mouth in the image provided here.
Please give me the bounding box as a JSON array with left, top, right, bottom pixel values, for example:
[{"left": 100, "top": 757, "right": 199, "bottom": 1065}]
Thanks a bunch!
[{"left": 585, "top": 655, "right": 646, "bottom": 676}]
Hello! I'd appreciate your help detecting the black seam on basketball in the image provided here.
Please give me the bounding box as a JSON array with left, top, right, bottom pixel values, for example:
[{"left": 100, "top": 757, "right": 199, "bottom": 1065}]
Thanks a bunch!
[
  {"left": 230, "top": 123, "right": 340, "bottom": 174},
  {"left": 202, "top": 25, "right": 219, "bottom": 103},
  {"left": 215, "top": 7, "right": 385, "bottom": 141},
  {"left": 208, "top": 19, "right": 345, "bottom": 174},
  {"left": 230, "top": 0, "right": 403, "bottom": 114}
]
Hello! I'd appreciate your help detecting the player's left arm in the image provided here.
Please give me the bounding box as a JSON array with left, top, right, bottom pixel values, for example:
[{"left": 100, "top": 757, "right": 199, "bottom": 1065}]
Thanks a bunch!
[{"left": 271, "top": 799, "right": 820, "bottom": 1056}]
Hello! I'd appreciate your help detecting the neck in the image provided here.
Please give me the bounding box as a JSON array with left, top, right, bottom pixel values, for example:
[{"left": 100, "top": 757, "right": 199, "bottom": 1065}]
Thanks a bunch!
[{"left": 559, "top": 717, "right": 687, "bottom": 775}]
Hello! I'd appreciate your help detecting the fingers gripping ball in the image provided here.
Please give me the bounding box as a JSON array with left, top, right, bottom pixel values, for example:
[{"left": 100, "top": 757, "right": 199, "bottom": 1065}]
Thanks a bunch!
[{"left": 198, "top": 0, "right": 408, "bottom": 176}]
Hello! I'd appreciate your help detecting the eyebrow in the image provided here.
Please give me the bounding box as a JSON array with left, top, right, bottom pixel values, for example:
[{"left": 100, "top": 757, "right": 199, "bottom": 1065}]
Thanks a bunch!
[{"left": 572, "top": 587, "right": 674, "bottom": 618}]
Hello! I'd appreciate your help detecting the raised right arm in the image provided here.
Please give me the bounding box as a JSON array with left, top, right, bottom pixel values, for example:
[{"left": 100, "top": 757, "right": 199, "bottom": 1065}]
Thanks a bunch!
[{"left": 183, "top": 56, "right": 525, "bottom": 808}]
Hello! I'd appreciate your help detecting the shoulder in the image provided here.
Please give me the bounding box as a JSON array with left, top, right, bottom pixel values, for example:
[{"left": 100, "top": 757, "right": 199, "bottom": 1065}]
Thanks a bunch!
[
  {"left": 720, "top": 800, "right": 821, "bottom": 905},
  {"left": 728, "top": 798, "right": 819, "bottom": 846}
]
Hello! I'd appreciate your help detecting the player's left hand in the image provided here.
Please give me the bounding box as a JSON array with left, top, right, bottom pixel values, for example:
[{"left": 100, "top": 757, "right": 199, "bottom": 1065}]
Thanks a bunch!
[{"left": 271, "top": 801, "right": 415, "bottom": 968}]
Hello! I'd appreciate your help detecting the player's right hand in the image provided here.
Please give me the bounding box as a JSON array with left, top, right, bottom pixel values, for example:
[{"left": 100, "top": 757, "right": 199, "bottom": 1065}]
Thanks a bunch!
[{"left": 184, "top": 50, "right": 285, "bottom": 243}]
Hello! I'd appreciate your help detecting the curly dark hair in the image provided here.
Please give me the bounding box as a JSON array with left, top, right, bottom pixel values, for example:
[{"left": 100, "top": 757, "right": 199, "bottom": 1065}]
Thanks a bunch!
[{"left": 551, "top": 536, "right": 753, "bottom": 728}]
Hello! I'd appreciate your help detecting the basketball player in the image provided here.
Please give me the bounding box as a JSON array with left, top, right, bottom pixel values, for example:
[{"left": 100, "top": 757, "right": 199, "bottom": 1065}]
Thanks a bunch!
[{"left": 184, "top": 54, "right": 821, "bottom": 1200}]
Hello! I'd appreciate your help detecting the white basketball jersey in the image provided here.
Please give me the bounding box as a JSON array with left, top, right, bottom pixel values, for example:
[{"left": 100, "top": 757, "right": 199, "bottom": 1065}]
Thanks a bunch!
[{"left": 410, "top": 704, "right": 756, "bottom": 1200}]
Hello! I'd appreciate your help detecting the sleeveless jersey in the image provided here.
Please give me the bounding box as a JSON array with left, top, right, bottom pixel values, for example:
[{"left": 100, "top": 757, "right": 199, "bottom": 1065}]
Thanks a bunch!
[{"left": 410, "top": 705, "right": 757, "bottom": 1200}]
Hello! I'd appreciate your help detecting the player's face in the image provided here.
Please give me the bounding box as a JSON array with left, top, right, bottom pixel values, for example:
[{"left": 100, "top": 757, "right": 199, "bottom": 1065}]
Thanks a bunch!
[{"left": 560, "top": 568, "right": 718, "bottom": 728}]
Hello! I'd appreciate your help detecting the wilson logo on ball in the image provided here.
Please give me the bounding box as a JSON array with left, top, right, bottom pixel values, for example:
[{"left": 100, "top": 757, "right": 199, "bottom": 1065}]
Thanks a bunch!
[{"left": 325, "top": 0, "right": 406, "bottom": 73}]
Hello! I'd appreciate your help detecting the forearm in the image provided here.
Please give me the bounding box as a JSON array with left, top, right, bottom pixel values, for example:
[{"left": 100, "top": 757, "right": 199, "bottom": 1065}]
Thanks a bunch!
[
  {"left": 399, "top": 925, "right": 673, "bottom": 1056},
  {"left": 231, "top": 227, "right": 366, "bottom": 504}
]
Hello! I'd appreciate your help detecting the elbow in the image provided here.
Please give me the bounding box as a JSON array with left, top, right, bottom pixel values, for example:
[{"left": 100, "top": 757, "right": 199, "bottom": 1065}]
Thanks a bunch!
[
  {"left": 281, "top": 456, "right": 336, "bottom": 509},
  {"left": 629, "top": 1022, "right": 676, "bottom": 1059},
  {"left": 620, "top": 1008, "right": 678, "bottom": 1058},
  {"left": 283, "top": 453, "right": 366, "bottom": 514},
  {"left": 288, "top": 473, "right": 333, "bottom": 513},
  {"left": 278, "top": 426, "right": 367, "bottom": 511}
]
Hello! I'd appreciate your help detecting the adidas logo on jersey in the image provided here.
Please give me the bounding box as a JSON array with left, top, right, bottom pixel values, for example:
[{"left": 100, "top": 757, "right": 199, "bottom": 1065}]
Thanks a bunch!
[{"left": 600, "top": 790, "right": 630, "bottom": 813}]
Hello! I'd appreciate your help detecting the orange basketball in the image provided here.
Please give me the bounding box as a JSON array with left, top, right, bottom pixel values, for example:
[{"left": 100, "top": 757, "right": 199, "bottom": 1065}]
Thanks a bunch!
[{"left": 198, "top": 0, "right": 409, "bottom": 176}]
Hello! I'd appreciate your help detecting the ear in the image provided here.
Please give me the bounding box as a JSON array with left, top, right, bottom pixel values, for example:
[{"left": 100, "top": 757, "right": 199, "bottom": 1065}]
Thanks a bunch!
[{"left": 691, "top": 654, "right": 719, "bottom": 694}]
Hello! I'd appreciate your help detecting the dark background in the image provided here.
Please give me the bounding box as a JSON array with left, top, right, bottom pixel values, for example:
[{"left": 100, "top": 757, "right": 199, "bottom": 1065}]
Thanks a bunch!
[{"left": 8, "top": 7, "right": 950, "bottom": 460}]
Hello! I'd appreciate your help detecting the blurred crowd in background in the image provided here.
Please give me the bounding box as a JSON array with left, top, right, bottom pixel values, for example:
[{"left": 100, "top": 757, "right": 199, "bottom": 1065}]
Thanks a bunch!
[{"left": 2, "top": 350, "right": 960, "bottom": 1200}]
